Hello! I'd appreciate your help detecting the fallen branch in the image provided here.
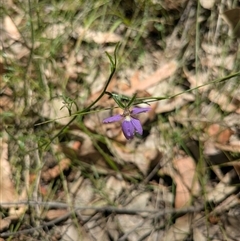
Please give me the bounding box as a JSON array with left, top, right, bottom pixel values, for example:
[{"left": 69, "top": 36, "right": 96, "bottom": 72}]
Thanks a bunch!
[{"left": 0, "top": 201, "right": 204, "bottom": 238}]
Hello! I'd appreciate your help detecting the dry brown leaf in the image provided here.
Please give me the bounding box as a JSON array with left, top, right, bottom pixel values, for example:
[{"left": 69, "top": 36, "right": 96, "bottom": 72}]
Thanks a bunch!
[
  {"left": 162, "top": 0, "right": 188, "bottom": 10},
  {"left": 86, "top": 221, "right": 111, "bottom": 241},
  {"left": 105, "top": 176, "right": 126, "bottom": 201},
  {"left": 173, "top": 156, "right": 200, "bottom": 209},
  {"left": 45, "top": 209, "right": 69, "bottom": 221},
  {"left": 123, "top": 60, "right": 178, "bottom": 95},
  {"left": 117, "top": 192, "right": 152, "bottom": 241},
  {"left": 155, "top": 91, "right": 195, "bottom": 114},
  {"left": 221, "top": 206, "right": 240, "bottom": 240},
  {"left": 199, "top": 0, "right": 216, "bottom": 9},
  {"left": 204, "top": 140, "right": 221, "bottom": 156},
  {"left": 162, "top": 214, "right": 192, "bottom": 241},
  {"left": 206, "top": 124, "right": 233, "bottom": 144},
  {"left": 75, "top": 27, "right": 122, "bottom": 44},
  {"left": 126, "top": 192, "right": 150, "bottom": 210},
  {"left": 60, "top": 221, "right": 90, "bottom": 241},
  {"left": 0, "top": 217, "right": 11, "bottom": 232},
  {"left": 112, "top": 142, "right": 149, "bottom": 174},
  {"left": 174, "top": 175, "right": 191, "bottom": 209},
  {"left": 159, "top": 156, "right": 200, "bottom": 209},
  {"left": 206, "top": 171, "right": 237, "bottom": 203},
  {"left": 214, "top": 142, "right": 240, "bottom": 152},
  {"left": 0, "top": 139, "right": 18, "bottom": 207},
  {"left": 222, "top": 8, "right": 240, "bottom": 38},
  {"left": 184, "top": 67, "right": 210, "bottom": 92},
  {"left": 66, "top": 131, "right": 97, "bottom": 157},
  {"left": 213, "top": 194, "right": 240, "bottom": 215},
  {"left": 74, "top": 179, "right": 95, "bottom": 215},
  {"left": 0, "top": 93, "right": 14, "bottom": 114},
  {"left": 105, "top": 220, "right": 119, "bottom": 241},
  {"left": 216, "top": 128, "right": 234, "bottom": 144},
  {"left": 201, "top": 43, "right": 222, "bottom": 55},
  {"left": 58, "top": 130, "right": 115, "bottom": 175},
  {"left": 111, "top": 131, "right": 159, "bottom": 175},
  {"left": 4, "top": 16, "right": 21, "bottom": 41},
  {"left": 193, "top": 227, "right": 207, "bottom": 241},
  {"left": 41, "top": 158, "right": 71, "bottom": 182},
  {"left": 217, "top": 159, "right": 240, "bottom": 173},
  {"left": 208, "top": 89, "right": 237, "bottom": 112},
  {"left": 202, "top": 54, "right": 235, "bottom": 70},
  {"left": 117, "top": 214, "right": 151, "bottom": 241}
]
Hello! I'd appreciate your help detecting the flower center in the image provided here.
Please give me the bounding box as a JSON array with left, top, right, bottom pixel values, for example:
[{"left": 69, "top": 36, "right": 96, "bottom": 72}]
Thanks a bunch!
[
  {"left": 125, "top": 115, "right": 131, "bottom": 121},
  {"left": 123, "top": 108, "right": 131, "bottom": 117}
]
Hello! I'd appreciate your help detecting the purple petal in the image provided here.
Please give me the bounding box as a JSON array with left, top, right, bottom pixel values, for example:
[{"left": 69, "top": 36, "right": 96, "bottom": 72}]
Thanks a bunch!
[
  {"left": 122, "top": 119, "right": 135, "bottom": 140},
  {"left": 103, "top": 114, "right": 122, "bottom": 123},
  {"left": 131, "top": 107, "right": 151, "bottom": 115},
  {"left": 131, "top": 118, "right": 143, "bottom": 135}
]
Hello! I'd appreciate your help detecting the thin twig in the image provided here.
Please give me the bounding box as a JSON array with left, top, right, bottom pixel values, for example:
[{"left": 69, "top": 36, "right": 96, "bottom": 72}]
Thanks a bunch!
[{"left": 0, "top": 200, "right": 204, "bottom": 238}]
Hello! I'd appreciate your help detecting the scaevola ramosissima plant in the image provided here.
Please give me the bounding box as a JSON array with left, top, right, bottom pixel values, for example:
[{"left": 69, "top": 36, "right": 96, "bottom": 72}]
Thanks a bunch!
[{"left": 103, "top": 106, "right": 150, "bottom": 140}]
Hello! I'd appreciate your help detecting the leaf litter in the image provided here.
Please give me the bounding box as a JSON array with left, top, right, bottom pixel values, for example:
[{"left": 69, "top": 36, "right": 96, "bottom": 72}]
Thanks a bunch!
[{"left": 1, "top": 0, "right": 240, "bottom": 240}]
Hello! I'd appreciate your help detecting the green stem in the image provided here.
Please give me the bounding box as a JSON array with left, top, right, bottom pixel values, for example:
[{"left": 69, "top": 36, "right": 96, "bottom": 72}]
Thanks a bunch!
[
  {"left": 24, "top": 0, "right": 35, "bottom": 107},
  {"left": 43, "top": 43, "right": 120, "bottom": 149},
  {"left": 133, "top": 70, "right": 240, "bottom": 104}
]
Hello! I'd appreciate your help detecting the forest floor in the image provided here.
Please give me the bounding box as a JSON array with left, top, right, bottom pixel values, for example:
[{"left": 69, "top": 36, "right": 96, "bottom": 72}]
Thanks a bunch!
[{"left": 1, "top": 0, "right": 240, "bottom": 240}]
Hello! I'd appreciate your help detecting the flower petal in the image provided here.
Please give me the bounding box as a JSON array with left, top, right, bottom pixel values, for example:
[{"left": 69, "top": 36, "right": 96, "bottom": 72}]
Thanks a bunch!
[
  {"left": 103, "top": 114, "right": 122, "bottom": 123},
  {"left": 131, "top": 107, "right": 151, "bottom": 115},
  {"left": 122, "top": 119, "right": 135, "bottom": 140},
  {"left": 131, "top": 118, "right": 143, "bottom": 135}
]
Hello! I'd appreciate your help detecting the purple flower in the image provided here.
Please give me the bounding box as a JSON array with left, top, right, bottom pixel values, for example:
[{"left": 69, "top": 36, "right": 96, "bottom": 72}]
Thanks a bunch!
[{"left": 103, "top": 107, "right": 150, "bottom": 140}]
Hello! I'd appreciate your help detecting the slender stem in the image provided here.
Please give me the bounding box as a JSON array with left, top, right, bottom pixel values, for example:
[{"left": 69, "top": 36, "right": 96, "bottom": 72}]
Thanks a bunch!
[
  {"left": 43, "top": 43, "right": 120, "bottom": 149},
  {"left": 34, "top": 69, "right": 239, "bottom": 132},
  {"left": 133, "top": 70, "right": 240, "bottom": 103},
  {"left": 23, "top": 0, "right": 35, "bottom": 107}
]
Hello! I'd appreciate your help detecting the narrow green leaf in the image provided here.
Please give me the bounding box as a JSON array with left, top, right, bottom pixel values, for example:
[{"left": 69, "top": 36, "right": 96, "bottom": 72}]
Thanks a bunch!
[
  {"left": 126, "top": 93, "right": 137, "bottom": 108},
  {"left": 112, "top": 94, "right": 126, "bottom": 109}
]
